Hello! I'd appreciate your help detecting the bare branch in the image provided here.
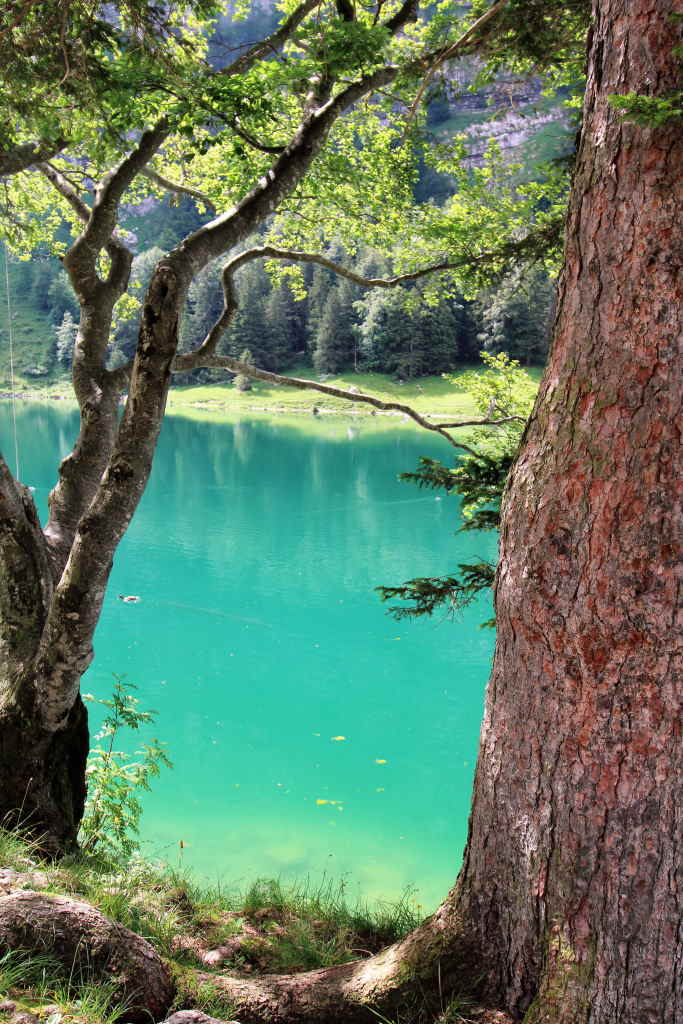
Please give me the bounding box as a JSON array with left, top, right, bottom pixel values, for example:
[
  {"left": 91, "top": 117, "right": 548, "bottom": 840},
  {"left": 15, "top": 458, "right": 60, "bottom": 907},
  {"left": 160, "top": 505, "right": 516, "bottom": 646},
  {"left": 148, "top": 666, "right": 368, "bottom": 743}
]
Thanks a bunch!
[
  {"left": 436, "top": 415, "right": 526, "bottom": 428},
  {"left": 68, "top": 122, "right": 168, "bottom": 273},
  {"left": 220, "top": 0, "right": 322, "bottom": 77},
  {"left": 172, "top": 354, "right": 478, "bottom": 454},
  {"left": 191, "top": 266, "right": 238, "bottom": 362},
  {"left": 39, "top": 162, "right": 132, "bottom": 300},
  {"left": 229, "top": 119, "right": 287, "bottom": 155},
  {"left": 39, "top": 161, "right": 91, "bottom": 223},
  {"left": 228, "top": 244, "right": 461, "bottom": 286},
  {"left": 408, "top": 0, "right": 509, "bottom": 119},
  {"left": 142, "top": 168, "right": 216, "bottom": 213},
  {"left": 383, "top": 0, "right": 419, "bottom": 32},
  {"left": 171, "top": 234, "right": 534, "bottom": 452}
]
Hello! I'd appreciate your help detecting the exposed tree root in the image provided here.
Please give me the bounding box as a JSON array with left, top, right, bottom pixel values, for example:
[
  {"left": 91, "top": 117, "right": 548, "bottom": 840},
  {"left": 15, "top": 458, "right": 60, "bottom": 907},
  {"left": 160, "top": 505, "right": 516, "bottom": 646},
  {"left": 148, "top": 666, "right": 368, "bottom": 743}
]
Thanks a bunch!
[
  {"left": 0, "top": 891, "right": 175, "bottom": 1023},
  {"left": 183, "top": 894, "right": 482, "bottom": 1024},
  {"left": 0, "top": 887, "right": 514, "bottom": 1024}
]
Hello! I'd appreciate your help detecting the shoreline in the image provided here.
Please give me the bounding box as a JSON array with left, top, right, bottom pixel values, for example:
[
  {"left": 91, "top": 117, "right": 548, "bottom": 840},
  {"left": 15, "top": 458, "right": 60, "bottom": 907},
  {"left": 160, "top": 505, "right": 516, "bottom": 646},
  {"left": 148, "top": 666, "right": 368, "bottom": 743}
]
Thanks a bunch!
[{"left": 0, "top": 388, "right": 470, "bottom": 426}]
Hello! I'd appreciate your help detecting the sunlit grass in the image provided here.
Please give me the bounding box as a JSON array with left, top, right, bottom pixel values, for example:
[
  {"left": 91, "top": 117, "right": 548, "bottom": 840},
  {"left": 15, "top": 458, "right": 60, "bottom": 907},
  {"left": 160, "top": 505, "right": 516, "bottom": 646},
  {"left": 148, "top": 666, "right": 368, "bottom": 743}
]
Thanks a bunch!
[
  {"left": 0, "top": 949, "right": 130, "bottom": 1024},
  {"left": 0, "top": 828, "right": 425, "bottom": 998},
  {"left": 168, "top": 365, "right": 485, "bottom": 420}
]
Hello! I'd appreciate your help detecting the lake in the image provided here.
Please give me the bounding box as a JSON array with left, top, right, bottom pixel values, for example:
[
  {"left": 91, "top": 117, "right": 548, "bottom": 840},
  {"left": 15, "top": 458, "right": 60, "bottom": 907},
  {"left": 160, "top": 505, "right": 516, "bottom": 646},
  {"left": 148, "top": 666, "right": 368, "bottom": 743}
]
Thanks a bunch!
[{"left": 1, "top": 401, "right": 496, "bottom": 910}]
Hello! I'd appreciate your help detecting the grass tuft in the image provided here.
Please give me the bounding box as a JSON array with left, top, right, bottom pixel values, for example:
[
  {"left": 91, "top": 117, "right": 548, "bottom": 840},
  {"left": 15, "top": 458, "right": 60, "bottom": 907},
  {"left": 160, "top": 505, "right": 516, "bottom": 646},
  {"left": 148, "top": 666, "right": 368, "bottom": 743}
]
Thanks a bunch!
[{"left": 0, "top": 829, "right": 427, "bottom": 1021}]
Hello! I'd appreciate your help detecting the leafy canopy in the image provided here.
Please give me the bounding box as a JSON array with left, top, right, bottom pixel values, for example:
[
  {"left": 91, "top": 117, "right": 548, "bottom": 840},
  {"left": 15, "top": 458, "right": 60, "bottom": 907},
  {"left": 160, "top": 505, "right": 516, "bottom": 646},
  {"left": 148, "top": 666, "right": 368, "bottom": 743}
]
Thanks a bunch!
[{"left": 1, "top": 1, "right": 590, "bottom": 293}]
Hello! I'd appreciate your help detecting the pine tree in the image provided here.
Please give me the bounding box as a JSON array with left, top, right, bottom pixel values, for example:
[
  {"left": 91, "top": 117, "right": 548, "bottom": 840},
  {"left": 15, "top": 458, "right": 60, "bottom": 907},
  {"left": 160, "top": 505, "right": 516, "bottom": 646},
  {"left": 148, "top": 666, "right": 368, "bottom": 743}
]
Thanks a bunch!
[
  {"left": 233, "top": 347, "right": 254, "bottom": 391},
  {"left": 476, "top": 266, "right": 555, "bottom": 365},
  {"left": 47, "top": 270, "right": 79, "bottom": 325},
  {"left": 263, "top": 285, "right": 299, "bottom": 370},
  {"left": 54, "top": 310, "right": 77, "bottom": 367},
  {"left": 222, "top": 262, "right": 271, "bottom": 367},
  {"left": 312, "top": 285, "right": 358, "bottom": 374}
]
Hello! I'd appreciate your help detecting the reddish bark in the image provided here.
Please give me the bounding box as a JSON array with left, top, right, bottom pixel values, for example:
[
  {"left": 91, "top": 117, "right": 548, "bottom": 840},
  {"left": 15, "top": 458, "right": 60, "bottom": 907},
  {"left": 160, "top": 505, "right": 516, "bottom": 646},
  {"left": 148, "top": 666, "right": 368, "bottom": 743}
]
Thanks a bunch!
[
  {"left": 455, "top": 1, "right": 683, "bottom": 1020},
  {"left": 204, "top": 3, "right": 682, "bottom": 1021}
]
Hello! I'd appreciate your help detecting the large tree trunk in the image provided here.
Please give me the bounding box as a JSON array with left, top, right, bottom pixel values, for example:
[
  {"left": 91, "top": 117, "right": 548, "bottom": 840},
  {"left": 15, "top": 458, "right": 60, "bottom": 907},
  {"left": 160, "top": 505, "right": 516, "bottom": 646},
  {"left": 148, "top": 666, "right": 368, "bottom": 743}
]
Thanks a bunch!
[
  {"left": 0, "top": 693, "right": 88, "bottom": 855},
  {"left": 454, "top": 1, "right": 683, "bottom": 1020},
  {"left": 188, "top": 3, "right": 682, "bottom": 1022},
  {"left": 0, "top": 461, "right": 89, "bottom": 852}
]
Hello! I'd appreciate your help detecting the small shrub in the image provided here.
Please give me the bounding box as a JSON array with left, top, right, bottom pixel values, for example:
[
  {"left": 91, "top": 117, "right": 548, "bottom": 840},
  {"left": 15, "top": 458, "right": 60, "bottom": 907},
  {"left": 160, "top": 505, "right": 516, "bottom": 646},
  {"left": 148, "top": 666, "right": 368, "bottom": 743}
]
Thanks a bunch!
[{"left": 79, "top": 677, "right": 172, "bottom": 859}]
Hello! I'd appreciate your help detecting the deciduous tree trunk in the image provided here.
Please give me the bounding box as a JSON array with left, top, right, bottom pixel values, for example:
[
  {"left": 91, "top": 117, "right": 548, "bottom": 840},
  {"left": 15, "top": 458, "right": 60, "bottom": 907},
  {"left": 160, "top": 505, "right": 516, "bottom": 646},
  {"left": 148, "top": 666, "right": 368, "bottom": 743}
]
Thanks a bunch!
[
  {"left": 0, "top": 1, "right": 428, "bottom": 854},
  {"left": 0, "top": 465, "right": 88, "bottom": 851}
]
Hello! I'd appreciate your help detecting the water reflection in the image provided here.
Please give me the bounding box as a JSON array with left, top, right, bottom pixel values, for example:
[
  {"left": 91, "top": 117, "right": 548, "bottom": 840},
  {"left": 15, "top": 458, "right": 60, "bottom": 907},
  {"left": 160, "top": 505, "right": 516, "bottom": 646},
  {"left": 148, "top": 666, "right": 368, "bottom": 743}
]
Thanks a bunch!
[{"left": 0, "top": 401, "right": 496, "bottom": 909}]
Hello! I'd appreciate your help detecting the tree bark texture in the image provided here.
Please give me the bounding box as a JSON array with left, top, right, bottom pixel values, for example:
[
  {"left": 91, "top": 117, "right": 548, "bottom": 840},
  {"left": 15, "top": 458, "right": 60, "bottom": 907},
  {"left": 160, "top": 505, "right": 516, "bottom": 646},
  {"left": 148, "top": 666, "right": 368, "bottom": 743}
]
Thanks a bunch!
[
  {"left": 0, "top": 460, "right": 89, "bottom": 851},
  {"left": 0, "top": 891, "right": 175, "bottom": 1023},
  {"left": 454, "top": 2, "right": 682, "bottom": 1021}
]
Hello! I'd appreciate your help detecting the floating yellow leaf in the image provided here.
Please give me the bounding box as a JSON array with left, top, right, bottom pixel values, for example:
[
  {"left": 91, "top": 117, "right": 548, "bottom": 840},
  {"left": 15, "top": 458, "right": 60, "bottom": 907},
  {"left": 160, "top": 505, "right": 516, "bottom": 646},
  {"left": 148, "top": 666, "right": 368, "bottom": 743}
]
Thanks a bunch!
[
  {"left": 316, "top": 799, "right": 329, "bottom": 805},
  {"left": 331, "top": 735, "right": 346, "bottom": 742},
  {"left": 375, "top": 758, "right": 387, "bottom": 764}
]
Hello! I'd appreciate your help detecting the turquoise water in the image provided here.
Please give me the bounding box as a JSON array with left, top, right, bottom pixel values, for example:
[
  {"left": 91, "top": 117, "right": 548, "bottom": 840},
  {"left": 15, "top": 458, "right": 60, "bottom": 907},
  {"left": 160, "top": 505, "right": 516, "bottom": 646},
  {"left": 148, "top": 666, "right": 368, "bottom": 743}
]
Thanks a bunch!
[{"left": 1, "top": 401, "right": 496, "bottom": 910}]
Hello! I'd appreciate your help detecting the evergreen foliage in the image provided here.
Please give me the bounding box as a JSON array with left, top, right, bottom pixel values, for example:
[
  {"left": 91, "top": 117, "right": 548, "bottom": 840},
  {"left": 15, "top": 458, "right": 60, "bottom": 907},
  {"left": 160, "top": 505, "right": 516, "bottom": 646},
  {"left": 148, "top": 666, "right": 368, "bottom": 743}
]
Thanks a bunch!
[
  {"left": 475, "top": 265, "right": 555, "bottom": 365},
  {"left": 55, "top": 310, "right": 77, "bottom": 367},
  {"left": 47, "top": 270, "right": 79, "bottom": 325},
  {"left": 378, "top": 353, "right": 536, "bottom": 623},
  {"left": 233, "top": 348, "right": 255, "bottom": 392},
  {"left": 313, "top": 284, "right": 359, "bottom": 374}
]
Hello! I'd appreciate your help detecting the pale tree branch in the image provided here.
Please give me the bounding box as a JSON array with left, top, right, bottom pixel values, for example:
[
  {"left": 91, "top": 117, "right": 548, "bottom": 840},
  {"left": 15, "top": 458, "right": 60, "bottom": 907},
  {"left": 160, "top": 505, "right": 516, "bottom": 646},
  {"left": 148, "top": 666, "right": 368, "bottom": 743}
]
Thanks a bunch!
[
  {"left": 220, "top": 0, "right": 322, "bottom": 77},
  {"left": 67, "top": 122, "right": 167, "bottom": 279},
  {"left": 141, "top": 168, "right": 216, "bottom": 214},
  {"left": 37, "top": 149, "right": 149, "bottom": 575},
  {"left": 38, "top": 162, "right": 132, "bottom": 301},
  {"left": 171, "top": 245, "right": 526, "bottom": 453},
  {"left": 228, "top": 244, "right": 462, "bottom": 286},
  {"left": 173, "top": 353, "right": 480, "bottom": 454},
  {"left": 229, "top": 119, "right": 287, "bottom": 155},
  {"left": 38, "top": 161, "right": 90, "bottom": 223},
  {"left": 408, "top": 0, "right": 509, "bottom": 119},
  {"left": 437, "top": 415, "right": 525, "bottom": 428},
  {"left": 188, "top": 265, "right": 238, "bottom": 363}
]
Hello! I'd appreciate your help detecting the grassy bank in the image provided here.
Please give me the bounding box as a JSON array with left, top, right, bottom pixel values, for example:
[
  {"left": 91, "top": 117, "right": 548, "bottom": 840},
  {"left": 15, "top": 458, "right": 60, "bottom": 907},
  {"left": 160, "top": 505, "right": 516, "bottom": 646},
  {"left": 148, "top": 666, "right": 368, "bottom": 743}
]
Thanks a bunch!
[
  {"left": 0, "top": 829, "right": 424, "bottom": 1024},
  {"left": 168, "top": 367, "right": 483, "bottom": 419},
  {"left": 4, "top": 365, "right": 542, "bottom": 426}
]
